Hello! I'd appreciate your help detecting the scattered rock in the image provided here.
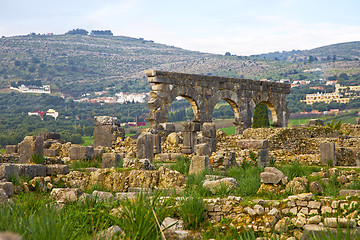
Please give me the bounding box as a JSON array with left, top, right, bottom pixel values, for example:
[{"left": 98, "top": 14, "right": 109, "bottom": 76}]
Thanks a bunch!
[{"left": 203, "top": 177, "right": 238, "bottom": 194}]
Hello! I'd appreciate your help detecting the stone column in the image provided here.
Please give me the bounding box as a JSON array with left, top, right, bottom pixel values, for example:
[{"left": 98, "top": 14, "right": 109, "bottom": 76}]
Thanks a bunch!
[
  {"left": 320, "top": 142, "right": 336, "bottom": 166},
  {"left": 200, "top": 122, "right": 217, "bottom": 153},
  {"left": 152, "top": 133, "right": 161, "bottom": 154},
  {"left": 137, "top": 132, "right": 154, "bottom": 160},
  {"left": 182, "top": 122, "right": 200, "bottom": 154}
]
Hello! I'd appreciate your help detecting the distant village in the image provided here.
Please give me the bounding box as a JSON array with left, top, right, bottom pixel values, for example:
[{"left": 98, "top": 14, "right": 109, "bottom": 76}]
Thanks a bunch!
[{"left": 74, "top": 92, "right": 149, "bottom": 104}]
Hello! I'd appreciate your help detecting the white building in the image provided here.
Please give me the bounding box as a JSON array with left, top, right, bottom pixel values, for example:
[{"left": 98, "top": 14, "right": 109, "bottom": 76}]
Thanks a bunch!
[{"left": 10, "top": 85, "right": 51, "bottom": 94}]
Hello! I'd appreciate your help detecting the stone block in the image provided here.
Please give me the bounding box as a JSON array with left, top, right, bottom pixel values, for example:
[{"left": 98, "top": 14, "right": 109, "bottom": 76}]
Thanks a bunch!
[
  {"left": 320, "top": 142, "right": 336, "bottom": 166},
  {"left": 339, "top": 189, "right": 360, "bottom": 197},
  {"left": 153, "top": 133, "right": 161, "bottom": 154},
  {"left": 137, "top": 132, "right": 154, "bottom": 160},
  {"left": 260, "top": 172, "right": 282, "bottom": 184},
  {"left": 196, "top": 143, "right": 211, "bottom": 156},
  {"left": 18, "top": 164, "right": 46, "bottom": 179},
  {"left": 0, "top": 164, "right": 20, "bottom": 181},
  {"left": 260, "top": 167, "right": 286, "bottom": 184},
  {"left": 93, "top": 116, "right": 125, "bottom": 148},
  {"left": 302, "top": 224, "right": 360, "bottom": 240},
  {"left": 43, "top": 148, "right": 59, "bottom": 157},
  {"left": 39, "top": 132, "right": 61, "bottom": 140},
  {"left": 94, "top": 148, "right": 104, "bottom": 158},
  {"left": 18, "top": 136, "right": 44, "bottom": 163},
  {"left": 5, "top": 145, "right": 17, "bottom": 154},
  {"left": 102, "top": 153, "right": 121, "bottom": 168},
  {"left": 258, "top": 149, "right": 269, "bottom": 167},
  {"left": 46, "top": 164, "right": 70, "bottom": 175},
  {"left": 189, "top": 155, "right": 211, "bottom": 175},
  {"left": 203, "top": 177, "right": 238, "bottom": 194},
  {"left": 159, "top": 123, "right": 176, "bottom": 133},
  {"left": 238, "top": 139, "right": 269, "bottom": 150},
  {"left": 51, "top": 188, "right": 83, "bottom": 202},
  {"left": 69, "top": 146, "right": 94, "bottom": 160},
  {"left": 0, "top": 232, "right": 22, "bottom": 240},
  {"left": 324, "top": 217, "right": 356, "bottom": 228},
  {"left": 0, "top": 182, "right": 14, "bottom": 197}
]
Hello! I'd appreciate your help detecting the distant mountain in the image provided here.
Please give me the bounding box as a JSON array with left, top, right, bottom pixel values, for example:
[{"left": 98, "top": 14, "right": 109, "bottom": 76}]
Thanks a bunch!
[
  {"left": 255, "top": 41, "right": 360, "bottom": 61},
  {"left": 0, "top": 35, "right": 359, "bottom": 97}
]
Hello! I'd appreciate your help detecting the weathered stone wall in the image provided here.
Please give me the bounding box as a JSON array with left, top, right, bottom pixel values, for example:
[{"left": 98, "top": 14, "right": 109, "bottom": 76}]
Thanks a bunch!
[{"left": 93, "top": 116, "right": 125, "bottom": 148}]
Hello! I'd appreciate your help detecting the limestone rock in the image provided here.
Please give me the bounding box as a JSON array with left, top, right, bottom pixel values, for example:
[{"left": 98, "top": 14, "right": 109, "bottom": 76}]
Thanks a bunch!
[
  {"left": 274, "top": 217, "right": 291, "bottom": 232},
  {"left": 308, "top": 215, "right": 322, "bottom": 224},
  {"left": 203, "top": 177, "right": 238, "bottom": 194},
  {"left": 309, "top": 181, "right": 323, "bottom": 194},
  {"left": 51, "top": 188, "right": 83, "bottom": 202},
  {"left": 189, "top": 155, "right": 211, "bottom": 175},
  {"left": 0, "top": 182, "right": 14, "bottom": 197},
  {"left": 0, "top": 232, "right": 22, "bottom": 240},
  {"left": 260, "top": 167, "right": 287, "bottom": 184},
  {"left": 95, "top": 225, "right": 123, "bottom": 240},
  {"left": 0, "top": 189, "right": 8, "bottom": 205},
  {"left": 92, "top": 190, "right": 114, "bottom": 202},
  {"left": 46, "top": 164, "right": 70, "bottom": 176}
]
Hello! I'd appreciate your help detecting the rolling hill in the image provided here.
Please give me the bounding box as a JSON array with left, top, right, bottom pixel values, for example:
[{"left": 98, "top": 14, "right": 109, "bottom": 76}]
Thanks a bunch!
[{"left": 0, "top": 34, "right": 359, "bottom": 97}]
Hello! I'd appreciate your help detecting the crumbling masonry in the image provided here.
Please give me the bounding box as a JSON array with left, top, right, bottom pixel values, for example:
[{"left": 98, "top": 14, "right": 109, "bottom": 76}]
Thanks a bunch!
[{"left": 138, "top": 70, "right": 291, "bottom": 158}]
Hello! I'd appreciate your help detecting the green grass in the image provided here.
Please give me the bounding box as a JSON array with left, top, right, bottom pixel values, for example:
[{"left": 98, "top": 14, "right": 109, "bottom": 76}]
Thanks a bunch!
[
  {"left": 70, "top": 156, "right": 102, "bottom": 169},
  {"left": 0, "top": 149, "right": 5, "bottom": 154},
  {"left": 219, "top": 126, "right": 236, "bottom": 135},
  {"left": 82, "top": 136, "right": 93, "bottom": 146}
]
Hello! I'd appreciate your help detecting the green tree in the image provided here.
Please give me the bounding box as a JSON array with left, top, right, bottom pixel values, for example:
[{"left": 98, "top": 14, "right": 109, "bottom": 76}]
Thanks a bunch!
[{"left": 252, "top": 102, "right": 270, "bottom": 128}]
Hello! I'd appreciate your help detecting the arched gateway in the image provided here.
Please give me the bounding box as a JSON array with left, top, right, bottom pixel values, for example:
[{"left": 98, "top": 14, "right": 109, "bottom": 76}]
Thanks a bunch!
[{"left": 145, "top": 70, "right": 291, "bottom": 133}]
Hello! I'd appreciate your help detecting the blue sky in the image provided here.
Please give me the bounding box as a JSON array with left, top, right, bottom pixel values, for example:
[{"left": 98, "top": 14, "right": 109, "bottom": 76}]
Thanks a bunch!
[{"left": 1, "top": 0, "right": 359, "bottom": 55}]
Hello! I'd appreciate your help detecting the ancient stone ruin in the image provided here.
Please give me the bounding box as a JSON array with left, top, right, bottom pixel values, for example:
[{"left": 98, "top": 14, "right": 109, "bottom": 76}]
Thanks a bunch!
[{"left": 93, "top": 116, "right": 125, "bottom": 148}]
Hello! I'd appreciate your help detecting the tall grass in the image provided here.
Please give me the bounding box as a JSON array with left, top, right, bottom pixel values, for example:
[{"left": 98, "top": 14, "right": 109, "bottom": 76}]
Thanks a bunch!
[
  {"left": 0, "top": 193, "right": 83, "bottom": 240},
  {"left": 279, "top": 162, "right": 320, "bottom": 181},
  {"left": 226, "top": 164, "right": 263, "bottom": 197},
  {"left": 114, "top": 191, "right": 176, "bottom": 240},
  {"left": 169, "top": 156, "right": 191, "bottom": 175},
  {"left": 178, "top": 190, "right": 206, "bottom": 230}
]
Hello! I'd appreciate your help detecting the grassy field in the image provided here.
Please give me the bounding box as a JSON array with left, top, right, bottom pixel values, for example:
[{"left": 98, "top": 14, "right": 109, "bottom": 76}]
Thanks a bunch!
[{"left": 82, "top": 136, "right": 93, "bottom": 146}]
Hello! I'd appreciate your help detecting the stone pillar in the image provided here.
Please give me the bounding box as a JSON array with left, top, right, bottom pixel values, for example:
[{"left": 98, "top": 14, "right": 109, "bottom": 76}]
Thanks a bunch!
[
  {"left": 152, "top": 133, "right": 161, "bottom": 154},
  {"left": 18, "top": 136, "right": 44, "bottom": 163},
  {"left": 320, "top": 142, "right": 336, "bottom": 166},
  {"left": 137, "top": 132, "right": 154, "bottom": 160},
  {"left": 189, "top": 155, "right": 211, "bottom": 175},
  {"left": 201, "top": 122, "right": 217, "bottom": 153},
  {"left": 182, "top": 122, "right": 200, "bottom": 154},
  {"left": 93, "top": 116, "right": 125, "bottom": 148}
]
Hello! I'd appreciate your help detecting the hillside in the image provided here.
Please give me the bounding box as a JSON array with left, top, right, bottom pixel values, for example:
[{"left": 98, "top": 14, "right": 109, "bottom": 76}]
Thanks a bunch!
[
  {"left": 256, "top": 41, "right": 360, "bottom": 61},
  {"left": 0, "top": 34, "right": 360, "bottom": 97}
]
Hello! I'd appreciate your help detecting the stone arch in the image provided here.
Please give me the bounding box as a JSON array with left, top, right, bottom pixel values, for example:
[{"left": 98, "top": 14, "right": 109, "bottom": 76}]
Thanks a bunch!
[
  {"left": 207, "top": 89, "right": 242, "bottom": 123},
  {"left": 147, "top": 85, "right": 202, "bottom": 129},
  {"left": 250, "top": 92, "right": 288, "bottom": 127}
]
